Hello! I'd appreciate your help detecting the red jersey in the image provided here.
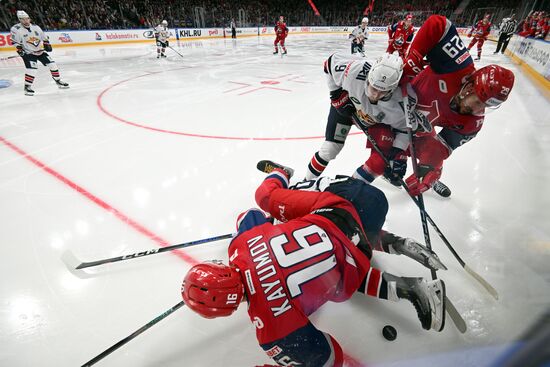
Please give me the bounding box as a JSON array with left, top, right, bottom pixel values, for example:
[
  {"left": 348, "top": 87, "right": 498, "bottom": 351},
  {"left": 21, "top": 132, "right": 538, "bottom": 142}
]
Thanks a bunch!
[
  {"left": 275, "top": 21, "right": 288, "bottom": 37},
  {"left": 388, "top": 20, "right": 415, "bottom": 49},
  {"left": 470, "top": 19, "right": 491, "bottom": 39},
  {"left": 408, "top": 15, "right": 483, "bottom": 136},
  {"left": 228, "top": 187, "right": 371, "bottom": 345}
]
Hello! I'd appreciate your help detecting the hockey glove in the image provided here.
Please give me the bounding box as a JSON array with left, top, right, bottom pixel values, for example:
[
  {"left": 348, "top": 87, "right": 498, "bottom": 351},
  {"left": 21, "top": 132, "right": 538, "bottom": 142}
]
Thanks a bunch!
[
  {"left": 43, "top": 41, "right": 52, "bottom": 52},
  {"left": 403, "top": 49, "right": 426, "bottom": 80},
  {"left": 166, "top": 40, "right": 169, "bottom": 47},
  {"left": 16, "top": 46, "right": 25, "bottom": 57},
  {"left": 330, "top": 88, "right": 356, "bottom": 117},
  {"left": 383, "top": 147, "right": 407, "bottom": 186},
  {"left": 405, "top": 164, "right": 441, "bottom": 196}
]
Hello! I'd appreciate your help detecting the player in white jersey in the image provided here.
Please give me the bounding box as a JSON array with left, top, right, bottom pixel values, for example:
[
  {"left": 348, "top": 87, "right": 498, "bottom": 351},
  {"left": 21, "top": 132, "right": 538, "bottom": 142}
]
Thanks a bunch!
[
  {"left": 154, "top": 20, "right": 170, "bottom": 58},
  {"left": 306, "top": 53, "right": 430, "bottom": 186},
  {"left": 10, "top": 10, "right": 69, "bottom": 96},
  {"left": 349, "top": 17, "right": 369, "bottom": 55}
]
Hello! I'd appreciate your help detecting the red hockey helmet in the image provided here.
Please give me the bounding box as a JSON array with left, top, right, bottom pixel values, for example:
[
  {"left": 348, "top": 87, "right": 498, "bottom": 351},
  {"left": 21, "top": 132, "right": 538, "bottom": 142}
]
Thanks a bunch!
[
  {"left": 405, "top": 14, "right": 413, "bottom": 20},
  {"left": 182, "top": 261, "right": 244, "bottom": 319},
  {"left": 472, "top": 65, "right": 515, "bottom": 107}
]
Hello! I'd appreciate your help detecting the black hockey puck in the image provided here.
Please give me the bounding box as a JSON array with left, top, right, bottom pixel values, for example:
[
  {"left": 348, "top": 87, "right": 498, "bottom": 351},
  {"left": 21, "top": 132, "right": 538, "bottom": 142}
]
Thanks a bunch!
[{"left": 382, "top": 325, "right": 397, "bottom": 341}]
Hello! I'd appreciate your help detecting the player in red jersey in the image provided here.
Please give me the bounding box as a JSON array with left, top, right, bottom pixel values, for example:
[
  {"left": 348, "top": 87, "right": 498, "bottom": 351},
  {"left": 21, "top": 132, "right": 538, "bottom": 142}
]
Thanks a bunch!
[
  {"left": 274, "top": 15, "right": 288, "bottom": 54},
  {"left": 182, "top": 161, "right": 446, "bottom": 366},
  {"left": 387, "top": 14, "right": 415, "bottom": 58},
  {"left": 467, "top": 14, "right": 492, "bottom": 61},
  {"left": 402, "top": 15, "right": 514, "bottom": 197}
]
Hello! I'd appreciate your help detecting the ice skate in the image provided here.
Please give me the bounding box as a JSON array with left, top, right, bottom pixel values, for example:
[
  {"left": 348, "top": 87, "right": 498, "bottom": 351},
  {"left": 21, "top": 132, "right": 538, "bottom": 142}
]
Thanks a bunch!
[
  {"left": 432, "top": 180, "right": 451, "bottom": 197},
  {"left": 257, "top": 160, "right": 294, "bottom": 178},
  {"left": 383, "top": 234, "right": 447, "bottom": 271},
  {"left": 386, "top": 274, "right": 446, "bottom": 332},
  {"left": 55, "top": 80, "right": 69, "bottom": 89},
  {"left": 24, "top": 85, "right": 34, "bottom": 96}
]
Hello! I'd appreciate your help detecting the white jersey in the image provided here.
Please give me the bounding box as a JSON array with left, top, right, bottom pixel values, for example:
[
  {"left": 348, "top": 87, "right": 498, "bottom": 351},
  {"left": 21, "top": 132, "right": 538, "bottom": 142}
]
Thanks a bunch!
[
  {"left": 10, "top": 23, "right": 48, "bottom": 55},
  {"left": 154, "top": 25, "right": 170, "bottom": 42},
  {"left": 349, "top": 26, "right": 369, "bottom": 44},
  {"left": 325, "top": 53, "right": 427, "bottom": 151}
]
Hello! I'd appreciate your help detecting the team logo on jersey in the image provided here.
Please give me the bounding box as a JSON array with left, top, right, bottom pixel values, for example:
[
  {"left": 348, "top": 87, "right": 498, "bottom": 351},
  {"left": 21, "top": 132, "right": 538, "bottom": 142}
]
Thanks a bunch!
[
  {"left": 356, "top": 110, "right": 377, "bottom": 126},
  {"left": 394, "top": 35, "right": 404, "bottom": 47},
  {"left": 416, "top": 100, "right": 441, "bottom": 125},
  {"left": 26, "top": 36, "right": 41, "bottom": 47}
]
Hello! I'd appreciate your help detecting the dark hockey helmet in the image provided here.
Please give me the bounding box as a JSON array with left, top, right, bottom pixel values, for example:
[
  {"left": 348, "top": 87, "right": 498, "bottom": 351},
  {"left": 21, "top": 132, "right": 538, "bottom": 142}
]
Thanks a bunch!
[
  {"left": 472, "top": 65, "right": 515, "bottom": 107},
  {"left": 182, "top": 261, "right": 244, "bottom": 319}
]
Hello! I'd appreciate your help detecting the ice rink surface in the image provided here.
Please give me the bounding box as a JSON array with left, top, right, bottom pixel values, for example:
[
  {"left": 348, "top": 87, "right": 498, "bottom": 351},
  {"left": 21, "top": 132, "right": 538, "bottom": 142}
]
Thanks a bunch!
[{"left": 1, "top": 32, "right": 549, "bottom": 367}]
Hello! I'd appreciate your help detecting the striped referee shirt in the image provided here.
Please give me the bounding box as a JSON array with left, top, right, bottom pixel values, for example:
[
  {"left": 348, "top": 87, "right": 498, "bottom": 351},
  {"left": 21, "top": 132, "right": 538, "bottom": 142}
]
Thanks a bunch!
[{"left": 499, "top": 18, "right": 517, "bottom": 35}]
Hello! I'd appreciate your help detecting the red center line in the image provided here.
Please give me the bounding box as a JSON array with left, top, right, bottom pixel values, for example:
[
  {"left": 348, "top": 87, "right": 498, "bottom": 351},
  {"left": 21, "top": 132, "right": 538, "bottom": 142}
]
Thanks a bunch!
[{"left": 0, "top": 135, "right": 197, "bottom": 265}]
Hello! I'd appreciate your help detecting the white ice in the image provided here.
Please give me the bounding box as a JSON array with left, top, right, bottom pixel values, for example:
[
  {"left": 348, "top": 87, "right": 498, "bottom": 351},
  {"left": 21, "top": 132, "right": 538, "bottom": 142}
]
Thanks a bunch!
[{"left": 1, "top": 33, "right": 549, "bottom": 367}]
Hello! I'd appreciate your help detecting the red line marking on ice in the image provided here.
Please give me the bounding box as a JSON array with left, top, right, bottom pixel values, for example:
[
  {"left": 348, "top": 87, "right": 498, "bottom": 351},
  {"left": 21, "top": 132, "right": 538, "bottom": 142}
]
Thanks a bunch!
[
  {"left": 97, "top": 70, "right": 362, "bottom": 141},
  {"left": 0, "top": 135, "right": 197, "bottom": 265}
]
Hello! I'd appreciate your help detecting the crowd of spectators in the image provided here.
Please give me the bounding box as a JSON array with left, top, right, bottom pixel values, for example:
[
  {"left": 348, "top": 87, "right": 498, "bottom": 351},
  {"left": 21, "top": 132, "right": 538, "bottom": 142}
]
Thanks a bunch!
[{"left": 0, "top": 0, "right": 546, "bottom": 32}]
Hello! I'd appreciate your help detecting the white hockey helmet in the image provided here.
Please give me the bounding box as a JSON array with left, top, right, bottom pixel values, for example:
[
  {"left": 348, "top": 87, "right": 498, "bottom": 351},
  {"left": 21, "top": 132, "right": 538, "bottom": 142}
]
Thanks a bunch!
[
  {"left": 362, "top": 17, "right": 369, "bottom": 24},
  {"left": 17, "top": 10, "right": 29, "bottom": 19},
  {"left": 161, "top": 20, "right": 168, "bottom": 25},
  {"left": 367, "top": 53, "right": 404, "bottom": 92}
]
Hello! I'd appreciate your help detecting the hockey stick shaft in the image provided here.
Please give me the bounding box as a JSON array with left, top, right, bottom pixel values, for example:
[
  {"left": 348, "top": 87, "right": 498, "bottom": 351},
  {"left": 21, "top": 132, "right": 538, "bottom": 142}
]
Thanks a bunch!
[
  {"left": 76, "top": 233, "right": 235, "bottom": 269},
  {"left": 0, "top": 55, "right": 20, "bottom": 61},
  {"left": 351, "top": 112, "right": 497, "bottom": 299},
  {"left": 168, "top": 45, "right": 184, "bottom": 58},
  {"left": 402, "top": 87, "right": 436, "bottom": 280},
  {"left": 81, "top": 300, "right": 185, "bottom": 367}
]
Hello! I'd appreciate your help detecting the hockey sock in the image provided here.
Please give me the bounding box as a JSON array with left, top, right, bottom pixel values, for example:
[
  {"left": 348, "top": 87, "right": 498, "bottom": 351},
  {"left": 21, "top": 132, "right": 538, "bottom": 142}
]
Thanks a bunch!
[
  {"left": 358, "top": 268, "right": 389, "bottom": 300},
  {"left": 24, "top": 68, "right": 37, "bottom": 86},
  {"left": 351, "top": 165, "right": 376, "bottom": 184},
  {"left": 307, "top": 152, "right": 329, "bottom": 179},
  {"left": 48, "top": 62, "right": 60, "bottom": 81}
]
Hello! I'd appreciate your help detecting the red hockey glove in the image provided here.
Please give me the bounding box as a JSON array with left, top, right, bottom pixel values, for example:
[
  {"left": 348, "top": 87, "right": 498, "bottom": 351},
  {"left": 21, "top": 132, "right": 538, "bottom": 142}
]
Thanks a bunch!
[
  {"left": 405, "top": 165, "right": 441, "bottom": 196},
  {"left": 403, "top": 48, "right": 426, "bottom": 80},
  {"left": 330, "top": 88, "right": 356, "bottom": 117}
]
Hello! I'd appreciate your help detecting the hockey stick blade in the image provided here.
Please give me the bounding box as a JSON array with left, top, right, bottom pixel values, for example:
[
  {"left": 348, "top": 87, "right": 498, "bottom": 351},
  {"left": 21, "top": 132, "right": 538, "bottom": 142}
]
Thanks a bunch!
[
  {"left": 464, "top": 264, "right": 499, "bottom": 300},
  {"left": 75, "top": 233, "right": 235, "bottom": 269},
  {"left": 81, "top": 300, "right": 185, "bottom": 366},
  {"left": 61, "top": 250, "right": 97, "bottom": 279},
  {"left": 445, "top": 296, "right": 467, "bottom": 333}
]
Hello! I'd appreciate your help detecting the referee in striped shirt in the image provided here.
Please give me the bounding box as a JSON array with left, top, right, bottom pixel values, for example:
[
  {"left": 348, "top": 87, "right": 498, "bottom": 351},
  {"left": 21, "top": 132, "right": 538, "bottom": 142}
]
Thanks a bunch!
[{"left": 494, "top": 15, "right": 518, "bottom": 54}]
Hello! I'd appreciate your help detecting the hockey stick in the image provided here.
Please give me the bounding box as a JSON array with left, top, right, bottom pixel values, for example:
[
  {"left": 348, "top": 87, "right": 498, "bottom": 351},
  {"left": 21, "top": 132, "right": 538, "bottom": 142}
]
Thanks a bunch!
[
  {"left": 401, "top": 86, "right": 436, "bottom": 281},
  {"left": 0, "top": 55, "right": 20, "bottom": 61},
  {"left": 401, "top": 89, "right": 468, "bottom": 333},
  {"left": 81, "top": 300, "right": 185, "bottom": 367},
  {"left": 350, "top": 113, "right": 498, "bottom": 300},
  {"left": 74, "top": 233, "right": 235, "bottom": 269},
  {"left": 167, "top": 45, "right": 184, "bottom": 59}
]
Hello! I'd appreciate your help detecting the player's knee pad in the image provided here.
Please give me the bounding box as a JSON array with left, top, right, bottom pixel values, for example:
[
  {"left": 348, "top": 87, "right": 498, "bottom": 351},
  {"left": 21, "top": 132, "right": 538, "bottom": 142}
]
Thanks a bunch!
[
  {"left": 318, "top": 140, "right": 344, "bottom": 162},
  {"left": 261, "top": 323, "right": 342, "bottom": 367}
]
